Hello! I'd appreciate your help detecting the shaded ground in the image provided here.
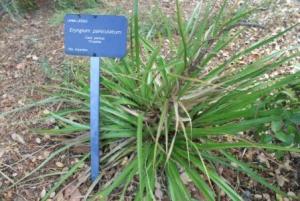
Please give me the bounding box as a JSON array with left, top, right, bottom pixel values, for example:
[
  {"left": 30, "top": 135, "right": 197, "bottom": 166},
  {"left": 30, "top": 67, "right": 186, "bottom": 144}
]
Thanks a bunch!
[
  {"left": 0, "top": 0, "right": 299, "bottom": 200},
  {"left": 0, "top": 1, "right": 65, "bottom": 200}
]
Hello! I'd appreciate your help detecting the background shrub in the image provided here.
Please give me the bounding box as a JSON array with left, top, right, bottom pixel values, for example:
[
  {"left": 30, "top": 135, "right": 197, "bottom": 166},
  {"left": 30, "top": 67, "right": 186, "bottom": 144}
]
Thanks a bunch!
[
  {"left": 0, "top": 0, "right": 102, "bottom": 19},
  {"left": 54, "top": 0, "right": 101, "bottom": 10}
]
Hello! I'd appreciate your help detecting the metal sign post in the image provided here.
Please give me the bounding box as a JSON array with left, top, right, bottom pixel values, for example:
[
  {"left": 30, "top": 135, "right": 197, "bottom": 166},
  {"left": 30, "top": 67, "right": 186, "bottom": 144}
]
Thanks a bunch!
[
  {"left": 64, "top": 14, "right": 128, "bottom": 181},
  {"left": 90, "top": 57, "right": 100, "bottom": 180}
]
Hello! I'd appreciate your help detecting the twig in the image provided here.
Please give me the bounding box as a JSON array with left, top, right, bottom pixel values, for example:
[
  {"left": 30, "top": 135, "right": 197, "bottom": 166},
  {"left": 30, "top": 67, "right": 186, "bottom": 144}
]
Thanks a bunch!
[
  {"left": 223, "top": 20, "right": 265, "bottom": 32},
  {"left": 239, "top": 21, "right": 265, "bottom": 29},
  {"left": 0, "top": 169, "right": 14, "bottom": 184}
]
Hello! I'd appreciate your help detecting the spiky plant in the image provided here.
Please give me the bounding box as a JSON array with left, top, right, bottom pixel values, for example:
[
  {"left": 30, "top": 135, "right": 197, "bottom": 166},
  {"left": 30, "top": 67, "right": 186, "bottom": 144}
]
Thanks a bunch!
[{"left": 15, "top": 0, "right": 300, "bottom": 200}]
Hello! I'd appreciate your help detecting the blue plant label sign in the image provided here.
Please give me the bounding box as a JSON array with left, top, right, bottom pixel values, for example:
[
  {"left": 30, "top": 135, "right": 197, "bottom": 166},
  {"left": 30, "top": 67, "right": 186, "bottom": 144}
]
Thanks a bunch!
[{"left": 64, "top": 14, "right": 128, "bottom": 58}]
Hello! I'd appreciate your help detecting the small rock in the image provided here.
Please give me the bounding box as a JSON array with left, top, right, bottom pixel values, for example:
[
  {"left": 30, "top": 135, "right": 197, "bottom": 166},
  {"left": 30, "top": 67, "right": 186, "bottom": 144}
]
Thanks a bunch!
[{"left": 55, "top": 162, "right": 64, "bottom": 168}]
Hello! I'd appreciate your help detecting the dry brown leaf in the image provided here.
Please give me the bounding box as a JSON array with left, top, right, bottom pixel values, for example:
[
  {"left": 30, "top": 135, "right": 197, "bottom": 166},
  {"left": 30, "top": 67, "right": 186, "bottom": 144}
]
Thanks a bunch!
[
  {"left": 54, "top": 191, "right": 64, "bottom": 201},
  {"left": 180, "top": 172, "right": 191, "bottom": 184},
  {"left": 155, "top": 181, "right": 163, "bottom": 201},
  {"left": 11, "top": 133, "right": 25, "bottom": 144},
  {"left": 64, "top": 184, "right": 82, "bottom": 201},
  {"left": 257, "top": 153, "right": 270, "bottom": 168},
  {"left": 0, "top": 147, "right": 5, "bottom": 158},
  {"left": 263, "top": 193, "right": 271, "bottom": 201},
  {"left": 281, "top": 160, "right": 293, "bottom": 171},
  {"left": 40, "top": 188, "right": 46, "bottom": 199},
  {"left": 16, "top": 63, "right": 26, "bottom": 69},
  {"left": 54, "top": 184, "right": 82, "bottom": 201},
  {"left": 254, "top": 194, "right": 263, "bottom": 199},
  {"left": 276, "top": 175, "right": 289, "bottom": 187}
]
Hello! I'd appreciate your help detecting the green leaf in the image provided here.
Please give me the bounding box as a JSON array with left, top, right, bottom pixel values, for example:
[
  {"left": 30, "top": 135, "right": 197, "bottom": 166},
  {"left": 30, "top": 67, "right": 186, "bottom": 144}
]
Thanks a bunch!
[
  {"left": 275, "top": 131, "right": 294, "bottom": 144},
  {"left": 175, "top": 154, "right": 215, "bottom": 201},
  {"left": 271, "top": 121, "right": 282, "bottom": 133},
  {"left": 166, "top": 161, "right": 192, "bottom": 201},
  {"left": 191, "top": 117, "right": 278, "bottom": 137},
  {"left": 289, "top": 113, "right": 300, "bottom": 124},
  {"left": 133, "top": 0, "right": 140, "bottom": 70},
  {"left": 99, "top": 159, "right": 138, "bottom": 198},
  {"left": 137, "top": 114, "right": 145, "bottom": 198},
  {"left": 174, "top": 149, "right": 243, "bottom": 201}
]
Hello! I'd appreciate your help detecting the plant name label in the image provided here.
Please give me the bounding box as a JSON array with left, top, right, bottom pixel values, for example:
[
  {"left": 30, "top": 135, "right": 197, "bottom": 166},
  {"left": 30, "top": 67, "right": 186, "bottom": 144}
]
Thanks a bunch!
[{"left": 64, "top": 14, "right": 128, "bottom": 58}]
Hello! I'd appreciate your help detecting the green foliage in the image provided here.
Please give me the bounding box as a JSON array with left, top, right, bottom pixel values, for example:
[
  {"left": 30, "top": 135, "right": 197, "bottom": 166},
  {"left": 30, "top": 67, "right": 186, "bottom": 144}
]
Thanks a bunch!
[
  {"left": 54, "top": 0, "right": 101, "bottom": 10},
  {"left": 32, "top": 0, "right": 300, "bottom": 200},
  {"left": 0, "top": 0, "right": 37, "bottom": 19},
  {"left": 49, "top": 1, "right": 107, "bottom": 25},
  {"left": 0, "top": 0, "right": 103, "bottom": 21},
  {"left": 271, "top": 85, "right": 300, "bottom": 145},
  {"left": 17, "top": 0, "right": 37, "bottom": 11}
]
